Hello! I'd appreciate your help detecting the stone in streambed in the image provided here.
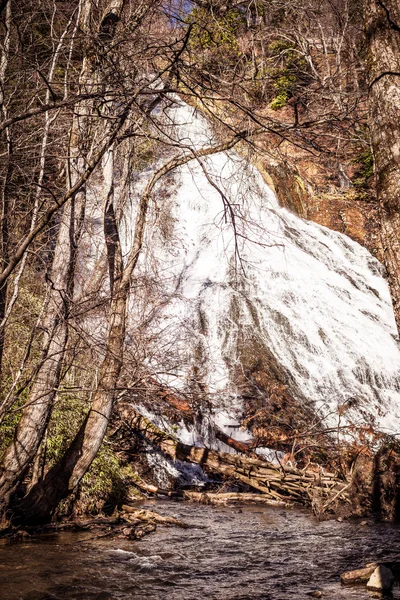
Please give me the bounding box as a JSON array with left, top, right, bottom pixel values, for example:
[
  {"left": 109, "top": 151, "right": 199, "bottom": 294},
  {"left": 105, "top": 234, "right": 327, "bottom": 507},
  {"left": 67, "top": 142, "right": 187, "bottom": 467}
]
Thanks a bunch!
[
  {"left": 341, "top": 564, "right": 378, "bottom": 585},
  {"left": 366, "top": 566, "right": 394, "bottom": 591}
]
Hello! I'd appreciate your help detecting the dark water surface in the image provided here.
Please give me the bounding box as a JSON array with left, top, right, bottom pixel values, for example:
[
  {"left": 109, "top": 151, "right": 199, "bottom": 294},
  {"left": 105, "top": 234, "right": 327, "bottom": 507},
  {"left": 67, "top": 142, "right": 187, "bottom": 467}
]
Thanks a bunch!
[{"left": 1, "top": 500, "right": 400, "bottom": 600}]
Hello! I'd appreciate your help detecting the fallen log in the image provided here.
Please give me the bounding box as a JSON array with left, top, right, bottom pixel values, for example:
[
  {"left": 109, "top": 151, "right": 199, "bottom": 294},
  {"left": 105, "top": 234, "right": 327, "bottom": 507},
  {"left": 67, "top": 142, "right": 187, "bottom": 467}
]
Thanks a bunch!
[
  {"left": 20, "top": 516, "right": 121, "bottom": 533},
  {"left": 129, "top": 475, "right": 183, "bottom": 498},
  {"left": 121, "top": 506, "right": 190, "bottom": 528},
  {"left": 184, "top": 491, "right": 293, "bottom": 507},
  {"left": 0, "top": 514, "right": 157, "bottom": 543},
  {"left": 214, "top": 427, "right": 260, "bottom": 455},
  {"left": 118, "top": 403, "right": 348, "bottom": 511}
]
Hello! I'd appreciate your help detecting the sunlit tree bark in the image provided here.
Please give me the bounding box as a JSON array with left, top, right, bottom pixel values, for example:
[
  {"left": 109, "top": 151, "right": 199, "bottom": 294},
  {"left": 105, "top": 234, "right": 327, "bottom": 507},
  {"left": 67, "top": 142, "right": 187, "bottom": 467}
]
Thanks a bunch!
[
  {"left": 364, "top": 0, "right": 400, "bottom": 333},
  {"left": 0, "top": 0, "right": 12, "bottom": 374}
]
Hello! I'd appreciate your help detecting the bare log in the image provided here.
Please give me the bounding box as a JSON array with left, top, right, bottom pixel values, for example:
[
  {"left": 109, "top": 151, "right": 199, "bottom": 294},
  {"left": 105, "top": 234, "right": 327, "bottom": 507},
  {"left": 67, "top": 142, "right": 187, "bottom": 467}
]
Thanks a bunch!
[
  {"left": 121, "top": 506, "right": 189, "bottom": 528},
  {"left": 184, "top": 491, "right": 292, "bottom": 507},
  {"left": 129, "top": 477, "right": 182, "bottom": 498}
]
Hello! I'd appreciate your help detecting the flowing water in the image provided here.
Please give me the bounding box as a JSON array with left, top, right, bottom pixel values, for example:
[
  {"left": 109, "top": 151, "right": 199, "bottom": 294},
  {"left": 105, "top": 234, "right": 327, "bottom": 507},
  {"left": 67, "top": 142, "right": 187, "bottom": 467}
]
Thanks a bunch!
[
  {"left": 1, "top": 500, "right": 400, "bottom": 600},
  {"left": 77, "top": 96, "right": 400, "bottom": 450},
  {"left": 116, "top": 99, "right": 400, "bottom": 435}
]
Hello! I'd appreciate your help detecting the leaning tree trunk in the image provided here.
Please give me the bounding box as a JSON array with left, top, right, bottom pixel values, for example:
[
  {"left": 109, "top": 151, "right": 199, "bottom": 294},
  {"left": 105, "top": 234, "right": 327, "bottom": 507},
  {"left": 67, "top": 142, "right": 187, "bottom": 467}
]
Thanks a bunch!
[
  {"left": 364, "top": 0, "right": 400, "bottom": 333},
  {"left": 15, "top": 281, "right": 128, "bottom": 523},
  {"left": 0, "top": 6, "right": 79, "bottom": 391},
  {"left": 0, "top": 0, "right": 133, "bottom": 511}
]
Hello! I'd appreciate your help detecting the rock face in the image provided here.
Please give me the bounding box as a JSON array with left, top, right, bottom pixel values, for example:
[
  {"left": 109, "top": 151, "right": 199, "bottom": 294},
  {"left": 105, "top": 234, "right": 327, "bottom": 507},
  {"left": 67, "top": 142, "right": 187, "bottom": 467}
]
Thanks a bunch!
[
  {"left": 366, "top": 566, "right": 395, "bottom": 591},
  {"left": 261, "top": 159, "right": 382, "bottom": 256},
  {"left": 258, "top": 140, "right": 382, "bottom": 262}
]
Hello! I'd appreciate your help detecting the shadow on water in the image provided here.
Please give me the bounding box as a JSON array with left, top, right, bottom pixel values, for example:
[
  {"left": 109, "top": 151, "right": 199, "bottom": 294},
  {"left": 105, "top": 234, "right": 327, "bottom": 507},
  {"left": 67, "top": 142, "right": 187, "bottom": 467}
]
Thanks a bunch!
[{"left": 1, "top": 500, "right": 400, "bottom": 600}]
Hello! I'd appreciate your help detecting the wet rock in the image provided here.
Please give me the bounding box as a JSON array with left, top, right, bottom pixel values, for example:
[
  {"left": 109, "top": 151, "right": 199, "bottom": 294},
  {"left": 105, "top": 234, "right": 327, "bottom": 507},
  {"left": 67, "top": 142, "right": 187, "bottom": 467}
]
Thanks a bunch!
[
  {"left": 341, "top": 564, "right": 378, "bottom": 585},
  {"left": 12, "top": 529, "right": 31, "bottom": 542},
  {"left": 366, "top": 566, "right": 394, "bottom": 591}
]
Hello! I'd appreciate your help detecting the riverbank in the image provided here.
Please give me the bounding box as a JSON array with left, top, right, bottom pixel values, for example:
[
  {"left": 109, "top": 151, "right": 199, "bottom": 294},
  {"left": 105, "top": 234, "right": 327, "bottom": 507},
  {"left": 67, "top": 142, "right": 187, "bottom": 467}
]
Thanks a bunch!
[{"left": 1, "top": 500, "right": 400, "bottom": 600}]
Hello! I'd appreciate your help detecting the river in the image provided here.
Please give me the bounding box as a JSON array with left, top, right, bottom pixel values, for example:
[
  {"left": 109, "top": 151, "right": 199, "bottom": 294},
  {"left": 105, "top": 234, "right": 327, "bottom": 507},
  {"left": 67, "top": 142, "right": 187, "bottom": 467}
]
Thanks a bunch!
[{"left": 1, "top": 500, "right": 400, "bottom": 600}]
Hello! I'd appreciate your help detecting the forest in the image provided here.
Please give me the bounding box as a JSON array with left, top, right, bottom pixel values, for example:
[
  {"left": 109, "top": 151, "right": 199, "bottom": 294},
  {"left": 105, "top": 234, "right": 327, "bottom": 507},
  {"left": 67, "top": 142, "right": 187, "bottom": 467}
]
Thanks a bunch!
[{"left": 1, "top": 0, "right": 400, "bottom": 598}]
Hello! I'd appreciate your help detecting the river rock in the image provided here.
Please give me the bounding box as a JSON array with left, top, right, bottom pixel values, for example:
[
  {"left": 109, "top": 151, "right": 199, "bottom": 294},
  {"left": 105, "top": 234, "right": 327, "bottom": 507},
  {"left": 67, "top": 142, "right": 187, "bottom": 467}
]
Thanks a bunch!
[
  {"left": 366, "top": 566, "right": 394, "bottom": 591},
  {"left": 340, "top": 564, "right": 378, "bottom": 585},
  {"left": 12, "top": 529, "right": 31, "bottom": 541}
]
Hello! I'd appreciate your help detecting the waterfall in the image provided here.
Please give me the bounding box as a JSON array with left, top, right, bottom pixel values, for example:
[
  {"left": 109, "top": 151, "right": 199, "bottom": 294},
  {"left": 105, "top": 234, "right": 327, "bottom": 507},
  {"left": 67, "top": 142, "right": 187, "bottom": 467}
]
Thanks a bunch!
[{"left": 113, "top": 100, "right": 400, "bottom": 437}]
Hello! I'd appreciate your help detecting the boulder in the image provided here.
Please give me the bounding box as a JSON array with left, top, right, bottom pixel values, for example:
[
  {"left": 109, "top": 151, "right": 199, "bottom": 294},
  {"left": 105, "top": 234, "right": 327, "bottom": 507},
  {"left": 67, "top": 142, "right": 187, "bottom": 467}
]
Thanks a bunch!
[
  {"left": 366, "top": 566, "right": 394, "bottom": 591},
  {"left": 340, "top": 564, "right": 378, "bottom": 585}
]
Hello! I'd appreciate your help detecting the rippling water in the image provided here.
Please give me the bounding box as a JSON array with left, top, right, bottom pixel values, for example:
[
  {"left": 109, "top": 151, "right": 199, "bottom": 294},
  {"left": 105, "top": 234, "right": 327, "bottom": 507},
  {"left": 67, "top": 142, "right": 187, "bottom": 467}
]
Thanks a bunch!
[{"left": 1, "top": 501, "right": 400, "bottom": 600}]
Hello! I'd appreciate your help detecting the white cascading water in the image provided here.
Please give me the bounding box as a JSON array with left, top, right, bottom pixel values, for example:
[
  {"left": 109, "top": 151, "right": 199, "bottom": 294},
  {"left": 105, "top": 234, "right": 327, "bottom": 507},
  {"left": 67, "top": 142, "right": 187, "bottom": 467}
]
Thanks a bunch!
[{"left": 106, "top": 98, "right": 400, "bottom": 439}]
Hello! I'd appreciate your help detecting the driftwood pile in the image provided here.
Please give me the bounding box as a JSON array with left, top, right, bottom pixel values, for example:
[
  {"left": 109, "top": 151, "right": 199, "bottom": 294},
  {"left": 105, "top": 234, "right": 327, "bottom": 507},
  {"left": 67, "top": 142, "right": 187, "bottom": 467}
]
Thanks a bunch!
[{"left": 118, "top": 403, "right": 350, "bottom": 513}]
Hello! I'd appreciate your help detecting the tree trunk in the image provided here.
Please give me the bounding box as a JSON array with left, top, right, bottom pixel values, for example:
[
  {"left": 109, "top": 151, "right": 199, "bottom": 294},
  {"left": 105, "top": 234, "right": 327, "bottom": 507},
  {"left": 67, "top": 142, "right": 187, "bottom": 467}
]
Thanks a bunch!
[
  {"left": 0, "top": 196, "right": 82, "bottom": 505},
  {"left": 14, "top": 111, "right": 151, "bottom": 521},
  {"left": 14, "top": 285, "right": 127, "bottom": 523},
  {"left": 0, "top": 0, "right": 92, "bottom": 507},
  {"left": 0, "top": 6, "right": 79, "bottom": 392},
  {"left": 0, "top": 0, "right": 12, "bottom": 374},
  {"left": 13, "top": 145, "right": 129, "bottom": 523},
  {"left": 364, "top": 0, "right": 400, "bottom": 333},
  {"left": 0, "top": 131, "right": 12, "bottom": 373},
  {"left": 0, "top": 0, "right": 134, "bottom": 511}
]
